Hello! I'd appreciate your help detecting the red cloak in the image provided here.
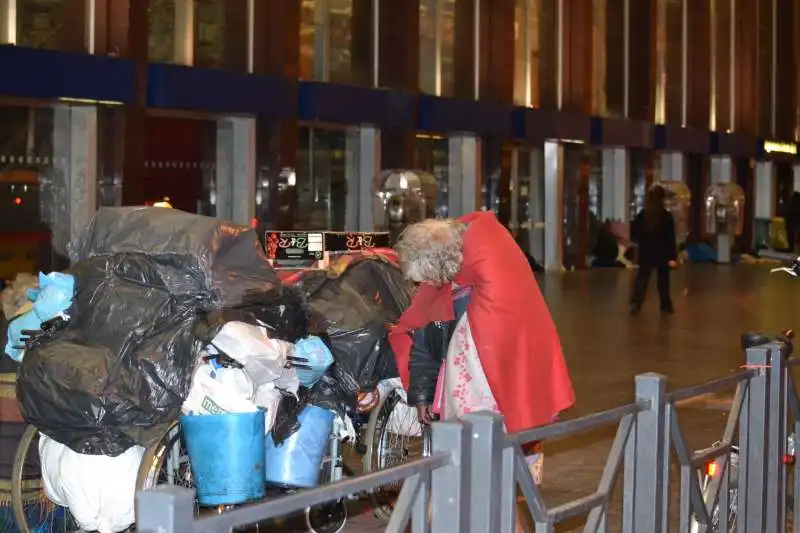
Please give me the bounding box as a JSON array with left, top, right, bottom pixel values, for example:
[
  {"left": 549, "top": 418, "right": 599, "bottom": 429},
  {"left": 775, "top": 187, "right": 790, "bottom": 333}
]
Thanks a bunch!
[{"left": 389, "top": 212, "right": 575, "bottom": 432}]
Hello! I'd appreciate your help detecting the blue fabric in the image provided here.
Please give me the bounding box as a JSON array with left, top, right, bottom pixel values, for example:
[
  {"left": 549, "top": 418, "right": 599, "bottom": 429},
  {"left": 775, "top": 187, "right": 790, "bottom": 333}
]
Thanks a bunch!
[
  {"left": 686, "top": 243, "right": 717, "bottom": 263},
  {"left": 4, "top": 272, "right": 74, "bottom": 362},
  {"left": 293, "top": 336, "right": 334, "bottom": 387}
]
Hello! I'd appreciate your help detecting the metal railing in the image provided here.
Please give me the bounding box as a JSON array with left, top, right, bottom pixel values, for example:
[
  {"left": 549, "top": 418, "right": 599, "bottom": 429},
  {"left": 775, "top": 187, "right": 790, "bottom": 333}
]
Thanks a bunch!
[{"left": 136, "top": 341, "right": 797, "bottom": 533}]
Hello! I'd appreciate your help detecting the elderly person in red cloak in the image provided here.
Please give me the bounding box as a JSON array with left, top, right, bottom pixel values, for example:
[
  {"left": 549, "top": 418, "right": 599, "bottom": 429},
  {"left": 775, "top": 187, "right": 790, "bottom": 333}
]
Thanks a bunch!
[{"left": 389, "top": 212, "right": 575, "bottom": 483}]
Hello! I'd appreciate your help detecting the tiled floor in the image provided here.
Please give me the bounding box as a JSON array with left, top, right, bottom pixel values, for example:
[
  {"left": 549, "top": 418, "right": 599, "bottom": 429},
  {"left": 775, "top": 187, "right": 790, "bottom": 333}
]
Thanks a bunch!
[{"left": 269, "top": 264, "right": 800, "bottom": 531}]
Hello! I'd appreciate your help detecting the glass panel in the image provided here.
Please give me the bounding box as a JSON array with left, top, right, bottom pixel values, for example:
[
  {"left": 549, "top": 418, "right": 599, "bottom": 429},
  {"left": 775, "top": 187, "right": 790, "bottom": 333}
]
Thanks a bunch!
[
  {"left": 141, "top": 115, "right": 216, "bottom": 214},
  {"left": 630, "top": 149, "right": 648, "bottom": 220},
  {"left": 516, "top": 147, "right": 545, "bottom": 261},
  {"left": 513, "top": 0, "right": 540, "bottom": 107},
  {"left": 0, "top": 104, "right": 62, "bottom": 274},
  {"left": 96, "top": 106, "right": 125, "bottom": 208},
  {"left": 538, "top": 0, "right": 558, "bottom": 109},
  {"left": 194, "top": 0, "right": 226, "bottom": 70},
  {"left": 294, "top": 127, "right": 352, "bottom": 230},
  {"left": 440, "top": 0, "right": 456, "bottom": 98},
  {"left": 664, "top": 0, "right": 683, "bottom": 125},
  {"left": 419, "top": 0, "right": 438, "bottom": 94},
  {"left": 562, "top": 145, "right": 584, "bottom": 269},
  {"left": 149, "top": 0, "right": 177, "bottom": 63},
  {"left": 300, "top": 0, "right": 318, "bottom": 79},
  {"left": 591, "top": 0, "right": 606, "bottom": 115},
  {"left": 17, "top": 0, "right": 84, "bottom": 51},
  {"left": 710, "top": 0, "right": 731, "bottom": 131},
  {"left": 328, "top": 0, "right": 354, "bottom": 84},
  {"left": 415, "top": 135, "right": 450, "bottom": 217},
  {"left": 604, "top": 0, "right": 626, "bottom": 117},
  {"left": 757, "top": 0, "right": 772, "bottom": 136}
]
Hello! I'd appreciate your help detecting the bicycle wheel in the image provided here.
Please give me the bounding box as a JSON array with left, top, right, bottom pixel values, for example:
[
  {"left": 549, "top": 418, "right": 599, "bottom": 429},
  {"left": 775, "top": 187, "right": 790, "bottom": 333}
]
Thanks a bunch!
[
  {"left": 362, "top": 388, "right": 430, "bottom": 521},
  {"left": 136, "top": 422, "right": 197, "bottom": 501},
  {"left": 10, "top": 425, "right": 80, "bottom": 533}
]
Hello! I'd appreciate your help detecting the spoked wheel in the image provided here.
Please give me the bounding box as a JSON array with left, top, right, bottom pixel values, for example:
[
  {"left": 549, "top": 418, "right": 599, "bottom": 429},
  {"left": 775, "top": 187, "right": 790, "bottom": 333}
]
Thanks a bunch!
[
  {"left": 363, "top": 388, "right": 431, "bottom": 521},
  {"left": 11, "top": 425, "right": 81, "bottom": 533},
  {"left": 304, "top": 501, "right": 347, "bottom": 533},
  {"left": 136, "top": 422, "right": 199, "bottom": 516}
]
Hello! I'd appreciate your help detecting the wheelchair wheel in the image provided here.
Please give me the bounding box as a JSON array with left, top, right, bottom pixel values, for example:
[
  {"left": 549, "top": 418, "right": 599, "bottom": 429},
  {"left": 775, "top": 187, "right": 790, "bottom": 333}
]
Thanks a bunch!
[
  {"left": 11, "top": 425, "right": 80, "bottom": 533},
  {"left": 304, "top": 500, "right": 347, "bottom": 533},
  {"left": 362, "top": 388, "right": 431, "bottom": 521}
]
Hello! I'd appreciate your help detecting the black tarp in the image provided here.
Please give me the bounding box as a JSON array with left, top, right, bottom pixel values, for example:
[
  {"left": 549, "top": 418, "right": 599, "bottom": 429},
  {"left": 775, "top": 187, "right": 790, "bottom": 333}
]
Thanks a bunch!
[{"left": 17, "top": 208, "right": 286, "bottom": 455}]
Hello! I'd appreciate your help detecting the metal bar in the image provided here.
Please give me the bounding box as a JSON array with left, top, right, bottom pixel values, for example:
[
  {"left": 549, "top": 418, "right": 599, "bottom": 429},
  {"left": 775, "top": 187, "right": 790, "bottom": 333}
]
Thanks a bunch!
[
  {"left": 514, "top": 445, "right": 549, "bottom": 524},
  {"left": 665, "top": 371, "right": 753, "bottom": 403},
  {"left": 794, "top": 419, "right": 800, "bottom": 533},
  {"left": 721, "top": 379, "right": 748, "bottom": 445},
  {"left": 743, "top": 346, "right": 770, "bottom": 533},
  {"left": 632, "top": 373, "right": 667, "bottom": 533},
  {"left": 678, "top": 465, "right": 692, "bottom": 533},
  {"left": 691, "top": 442, "right": 732, "bottom": 467},
  {"left": 548, "top": 492, "right": 605, "bottom": 523},
  {"left": 766, "top": 343, "right": 787, "bottom": 532},
  {"left": 670, "top": 410, "right": 710, "bottom": 526},
  {"left": 385, "top": 473, "right": 421, "bottom": 533},
  {"left": 500, "top": 444, "right": 517, "bottom": 533},
  {"left": 585, "top": 414, "right": 635, "bottom": 532},
  {"left": 431, "top": 421, "right": 470, "bottom": 532},
  {"left": 190, "top": 452, "right": 450, "bottom": 532},
  {"left": 508, "top": 402, "right": 642, "bottom": 445},
  {"left": 786, "top": 372, "right": 800, "bottom": 417},
  {"left": 136, "top": 486, "right": 195, "bottom": 533},
  {"left": 412, "top": 472, "right": 430, "bottom": 533},
  {"left": 737, "top": 371, "right": 751, "bottom": 529},
  {"left": 464, "top": 412, "right": 504, "bottom": 533},
  {"left": 718, "top": 455, "right": 729, "bottom": 533}
]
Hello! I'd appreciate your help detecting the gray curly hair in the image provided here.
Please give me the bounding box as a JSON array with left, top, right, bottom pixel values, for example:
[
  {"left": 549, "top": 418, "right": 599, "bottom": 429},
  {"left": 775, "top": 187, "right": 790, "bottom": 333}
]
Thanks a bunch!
[{"left": 394, "top": 219, "right": 468, "bottom": 285}]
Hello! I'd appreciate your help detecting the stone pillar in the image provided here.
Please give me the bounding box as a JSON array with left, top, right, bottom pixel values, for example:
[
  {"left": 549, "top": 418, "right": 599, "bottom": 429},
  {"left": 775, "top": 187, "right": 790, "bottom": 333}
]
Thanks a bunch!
[
  {"left": 659, "top": 152, "right": 685, "bottom": 182},
  {"left": 345, "top": 127, "right": 379, "bottom": 231},
  {"left": 448, "top": 136, "right": 479, "bottom": 217},
  {"left": 710, "top": 156, "right": 733, "bottom": 184},
  {"left": 215, "top": 117, "right": 256, "bottom": 225},
  {"left": 793, "top": 164, "right": 800, "bottom": 192},
  {"left": 50, "top": 106, "right": 98, "bottom": 256},
  {"left": 543, "top": 141, "right": 564, "bottom": 271},
  {"left": 601, "top": 147, "right": 629, "bottom": 230},
  {"left": 755, "top": 161, "right": 775, "bottom": 220}
]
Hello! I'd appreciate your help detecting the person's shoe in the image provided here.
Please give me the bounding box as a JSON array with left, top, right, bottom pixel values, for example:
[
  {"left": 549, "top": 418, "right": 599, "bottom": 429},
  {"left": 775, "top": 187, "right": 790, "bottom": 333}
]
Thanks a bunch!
[
  {"left": 660, "top": 306, "right": 675, "bottom": 314},
  {"left": 630, "top": 304, "right": 642, "bottom": 316}
]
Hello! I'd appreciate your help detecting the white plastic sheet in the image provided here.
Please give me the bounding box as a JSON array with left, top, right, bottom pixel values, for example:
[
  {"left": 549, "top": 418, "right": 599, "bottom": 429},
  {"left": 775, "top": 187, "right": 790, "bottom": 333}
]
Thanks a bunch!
[{"left": 39, "top": 434, "right": 144, "bottom": 533}]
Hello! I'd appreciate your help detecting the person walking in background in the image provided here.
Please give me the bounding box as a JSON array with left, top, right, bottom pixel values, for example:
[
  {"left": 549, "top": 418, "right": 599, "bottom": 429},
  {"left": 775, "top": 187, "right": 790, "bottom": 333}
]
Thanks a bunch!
[
  {"left": 785, "top": 191, "right": 800, "bottom": 252},
  {"left": 630, "top": 186, "right": 678, "bottom": 315}
]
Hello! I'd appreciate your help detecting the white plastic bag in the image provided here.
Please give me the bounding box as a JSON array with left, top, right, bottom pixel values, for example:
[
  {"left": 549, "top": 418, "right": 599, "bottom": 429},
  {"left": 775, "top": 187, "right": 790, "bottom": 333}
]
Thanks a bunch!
[
  {"left": 253, "top": 382, "right": 283, "bottom": 432},
  {"left": 210, "top": 321, "right": 293, "bottom": 385},
  {"left": 182, "top": 364, "right": 259, "bottom": 415},
  {"left": 39, "top": 434, "right": 144, "bottom": 533}
]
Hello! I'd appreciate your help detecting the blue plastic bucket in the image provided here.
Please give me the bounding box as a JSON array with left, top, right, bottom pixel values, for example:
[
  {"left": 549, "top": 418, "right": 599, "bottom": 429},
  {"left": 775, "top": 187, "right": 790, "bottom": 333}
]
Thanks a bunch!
[
  {"left": 181, "top": 411, "right": 266, "bottom": 506},
  {"left": 264, "top": 406, "right": 335, "bottom": 488}
]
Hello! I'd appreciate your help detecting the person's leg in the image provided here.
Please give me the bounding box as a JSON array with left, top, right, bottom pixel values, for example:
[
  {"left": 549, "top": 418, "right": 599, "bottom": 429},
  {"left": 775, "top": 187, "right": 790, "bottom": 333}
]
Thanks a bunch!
[
  {"left": 631, "top": 264, "right": 652, "bottom": 314},
  {"left": 656, "top": 264, "right": 673, "bottom": 312}
]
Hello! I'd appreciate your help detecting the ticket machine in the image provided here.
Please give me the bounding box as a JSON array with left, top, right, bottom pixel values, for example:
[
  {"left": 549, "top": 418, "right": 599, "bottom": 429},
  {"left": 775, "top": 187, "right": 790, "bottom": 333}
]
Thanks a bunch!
[
  {"left": 704, "top": 183, "right": 745, "bottom": 263},
  {"left": 652, "top": 180, "right": 692, "bottom": 246},
  {"left": 373, "top": 170, "right": 437, "bottom": 242}
]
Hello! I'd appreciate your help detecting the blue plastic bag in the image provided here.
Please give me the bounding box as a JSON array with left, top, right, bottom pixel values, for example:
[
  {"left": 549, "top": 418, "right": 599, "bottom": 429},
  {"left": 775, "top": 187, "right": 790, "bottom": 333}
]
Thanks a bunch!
[
  {"left": 294, "top": 336, "right": 334, "bottom": 388},
  {"left": 4, "top": 272, "right": 75, "bottom": 362}
]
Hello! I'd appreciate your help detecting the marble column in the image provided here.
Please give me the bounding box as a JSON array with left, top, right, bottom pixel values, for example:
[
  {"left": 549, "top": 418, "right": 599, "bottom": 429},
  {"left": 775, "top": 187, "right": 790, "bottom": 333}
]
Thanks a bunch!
[
  {"left": 215, "top": 117, "right": 256, "bottom": 225},
  {"left": 543, "top": 141, "right": 564, "bottom": 271}
]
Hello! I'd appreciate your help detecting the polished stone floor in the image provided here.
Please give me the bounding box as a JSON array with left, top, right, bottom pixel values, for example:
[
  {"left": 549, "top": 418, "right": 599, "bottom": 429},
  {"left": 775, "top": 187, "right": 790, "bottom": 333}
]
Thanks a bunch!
[{"left": 293, "top": 264, "right": 800, "bottom": 531}]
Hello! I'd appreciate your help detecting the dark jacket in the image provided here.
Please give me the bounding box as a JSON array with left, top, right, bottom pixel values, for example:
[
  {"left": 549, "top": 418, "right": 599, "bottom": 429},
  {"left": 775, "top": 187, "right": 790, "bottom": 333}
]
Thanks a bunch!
[
  {"left": 408, "top": 290, "right": 471, "bottom": 405},
  {"left": 631, "top": 209, "right": 678, "bottom": 266}
]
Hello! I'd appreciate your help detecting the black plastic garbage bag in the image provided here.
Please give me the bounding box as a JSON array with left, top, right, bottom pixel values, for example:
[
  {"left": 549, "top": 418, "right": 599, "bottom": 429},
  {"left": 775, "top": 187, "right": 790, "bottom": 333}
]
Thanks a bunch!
[
  {"left": 17, "top": 315, "right": 198, "bottom": 455},
  {"left": 193, "top": 287, "right": 309, "bottom": 345},
  {"left": 290, "top": 255, "right": 412, "bottom": 388},
  {"left": 68, "top": 207, "right": 280, "bottom": 309}
]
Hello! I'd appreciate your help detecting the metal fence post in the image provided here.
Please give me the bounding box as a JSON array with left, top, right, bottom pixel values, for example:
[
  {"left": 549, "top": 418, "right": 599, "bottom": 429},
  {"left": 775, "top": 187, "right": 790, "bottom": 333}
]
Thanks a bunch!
[
  {"left": 135, "top": 485, "right": 195, "bottom": 533},
  {"left": 431, "top": 420, "right": 471, "bottom": 533},
  {"left": 463, "top": 411, "right": 505, "bottom": 533},
  {"left": 630, "top": 373, "right": 667, "bottom": 533},
  {"left": 766, "top": 342, "right": 788, "bottom": 532},
  {"left": 740, "top": 345, "right": 770, "bottom": 533}
]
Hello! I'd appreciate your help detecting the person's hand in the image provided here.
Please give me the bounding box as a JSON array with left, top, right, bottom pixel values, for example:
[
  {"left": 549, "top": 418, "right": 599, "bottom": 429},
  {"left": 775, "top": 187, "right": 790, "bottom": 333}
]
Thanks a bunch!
[
  {"left": 416, "top": 404, "right": 435, "bottom": 424},
  {"left": 668, "top": 260, "right": 679, "bottom": 269}
]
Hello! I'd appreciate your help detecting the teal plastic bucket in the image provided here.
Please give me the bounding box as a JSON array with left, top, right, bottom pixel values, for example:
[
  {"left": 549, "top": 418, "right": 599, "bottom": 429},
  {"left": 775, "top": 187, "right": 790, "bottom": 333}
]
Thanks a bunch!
[
  {"left": 181, "top": 411, "right": 266, "bottom": 506},
  {"left": 264, "top": 406, "right": 335, "bottom": 488}
]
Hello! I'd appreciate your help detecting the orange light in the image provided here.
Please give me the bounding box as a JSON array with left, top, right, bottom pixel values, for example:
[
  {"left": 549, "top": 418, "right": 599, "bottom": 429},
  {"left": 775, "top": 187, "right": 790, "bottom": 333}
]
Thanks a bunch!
[
  {"left": 706, "top": 462, "right": 718, "bottom": 477},
  {"left": 13, "top": 197, "right": 22, "bottom": 206}
]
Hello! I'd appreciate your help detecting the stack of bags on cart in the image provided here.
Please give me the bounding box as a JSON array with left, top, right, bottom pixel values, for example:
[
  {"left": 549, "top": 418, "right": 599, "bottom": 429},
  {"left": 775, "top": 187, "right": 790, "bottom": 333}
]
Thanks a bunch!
[{"left": 1, "top": 207, "right": 313, "bottom": 533}]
